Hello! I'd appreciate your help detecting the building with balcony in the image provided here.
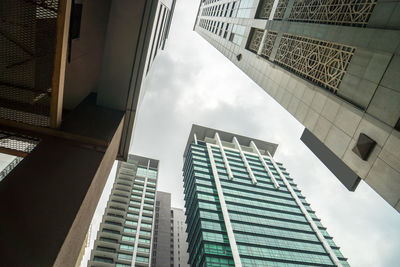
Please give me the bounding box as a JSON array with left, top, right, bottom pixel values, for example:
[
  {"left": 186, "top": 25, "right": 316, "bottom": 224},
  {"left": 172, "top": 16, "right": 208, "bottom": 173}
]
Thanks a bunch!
[
  {"left": 193, "top": 0, "right": 400, "bottom": 212},
  {"left": 183, "top": 124, "right": 349, "bottom": 266},
  {"left": 88, "top": 155, "right": 159, "bottom": 267}
]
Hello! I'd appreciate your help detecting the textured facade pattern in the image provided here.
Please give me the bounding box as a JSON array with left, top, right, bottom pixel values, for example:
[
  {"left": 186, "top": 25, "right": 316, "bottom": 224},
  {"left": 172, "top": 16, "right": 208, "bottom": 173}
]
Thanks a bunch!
[
  {"left": 261, "top": 31, "right": 277, "bottom": 59},
  {"left": 274, "top": 0, "right": 289, "bottom": 20},
  {"left": 183, "top": 131, "right": 349, "bottom": 267},
  {"left": 256, "top": 0, "right": 274, "bottom": 19},
  {"left": 288, "top": 0, "right": 377, "bottom": 26},
  {"left": 247, "top": 28, "right": 263, "bottom": 53},
  {"left": 88, "top": 156, "right": 158, "bottom": 267},
  {"left": 1, "top": 0, "right": 61, "bottom": 127},
  {"left": 275, "top": 34, "right": 355, "bottom": 92}
]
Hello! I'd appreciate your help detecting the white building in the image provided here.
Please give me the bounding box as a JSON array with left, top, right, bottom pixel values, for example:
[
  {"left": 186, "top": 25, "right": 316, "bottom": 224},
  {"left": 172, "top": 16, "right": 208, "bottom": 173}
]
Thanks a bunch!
[{"left": 88, "top": 155, "right": 159, "bottom": 267}]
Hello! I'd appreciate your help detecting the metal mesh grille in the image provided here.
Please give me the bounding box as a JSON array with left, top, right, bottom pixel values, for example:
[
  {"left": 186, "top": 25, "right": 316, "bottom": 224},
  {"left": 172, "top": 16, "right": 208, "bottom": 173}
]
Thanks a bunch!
[
  {"left": 273, "top": 0, "right": 289, "bottom": 19},
  {"left": 256, "top": 0, "right": 274, "bottom": 19},
  {"left": 275, "top": 34, "right": 355, "bottom": 92},
  {"left": 288, "top": 0, "right": 377, "bottom": 27},
  {"left": 0, "top": 0, "right": 60, "bottom": 126},
  {"left": 0, "top": 157, "right": 23, "bottom": 182},
  {"left": 0, "top": 130, "right": 39, "bottom": 153},
  {"left": 247, "top": 28, "right": 264, "bottom": 53},
  {"left": 261, "top": 31, "right": 277, "bottom": 59}
]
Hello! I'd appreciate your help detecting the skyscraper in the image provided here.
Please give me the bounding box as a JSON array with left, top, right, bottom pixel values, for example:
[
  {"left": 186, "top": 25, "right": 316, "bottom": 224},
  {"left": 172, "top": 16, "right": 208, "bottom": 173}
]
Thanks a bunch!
[
  {"left": 193, "top": 0, "right": 400, "bottom": 212},
  {"left": 183, "top": 124, "right": 349, "bottom": 266},
  {"left": 88, "top": 155, "right": 159, "bottom": 267}
]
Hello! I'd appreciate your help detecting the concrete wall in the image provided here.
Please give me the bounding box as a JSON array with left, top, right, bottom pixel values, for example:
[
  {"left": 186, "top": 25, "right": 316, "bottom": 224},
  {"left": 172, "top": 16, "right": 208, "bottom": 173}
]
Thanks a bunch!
[
  {"left": 152, "top": 191, "right": 172, "bottom": 267},
  {"left": 0, "top": 95, "right": 124, "bottom": 266},
  {"left": 64, "top": 0, "right": 112, "bottom": 110},
  {"left": 172, "top": 208, "right": 189, "bottom": 267}
]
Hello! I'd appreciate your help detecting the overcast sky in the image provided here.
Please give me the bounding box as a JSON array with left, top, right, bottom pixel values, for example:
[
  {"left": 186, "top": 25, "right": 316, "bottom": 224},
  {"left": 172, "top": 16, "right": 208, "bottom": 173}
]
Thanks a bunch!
[{"left": 81, "top": 1, "right": 400, "bottom": 267}]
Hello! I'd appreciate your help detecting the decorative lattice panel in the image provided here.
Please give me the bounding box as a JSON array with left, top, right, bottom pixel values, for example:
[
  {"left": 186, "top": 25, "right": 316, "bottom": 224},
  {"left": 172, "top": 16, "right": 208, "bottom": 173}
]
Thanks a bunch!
[
  {"left": 288, "top": 0, "right": 377, "bottom": 26},
  {"left": 256, "top": 0, "right": 274, "bottom": 19},
  {"left": 0, "top": 131, "right": 39, "bottom": 153},
  {"left": 0, "top": 157, "right": 23, "bottom": 182},
  {"left": 261, "top": 31, "right": 277, "bottom": 59},
  {"left": 247, "top": 28, "right": 264, "bottom": 53},
  {"left": 275, "top": 34, "right": 355, "bottom": 92},
  {"left": 0, "top": 0, "right": 60, "bottom": 126},
  {"left": 274, "top": 0, "right": 289, "bottom": 19}
]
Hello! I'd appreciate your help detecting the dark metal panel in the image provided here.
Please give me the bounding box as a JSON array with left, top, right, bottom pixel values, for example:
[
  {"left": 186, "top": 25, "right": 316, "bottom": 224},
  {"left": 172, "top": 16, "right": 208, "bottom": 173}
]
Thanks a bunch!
[{"left": 301, "top": 128, "right": 361, "bottom": 191}]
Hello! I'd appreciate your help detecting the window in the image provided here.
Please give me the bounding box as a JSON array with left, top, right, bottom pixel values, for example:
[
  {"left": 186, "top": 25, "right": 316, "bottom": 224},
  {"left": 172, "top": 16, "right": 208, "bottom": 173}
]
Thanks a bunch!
[
  {"left": 136, "top": 256, "right": 149, "bottom": 263},
  {"left": 123, "top": 227, "right": 136, "bottom": 234},
  {"left": 118, "top": 253, "right": 132, "bottom": 261},
  {"left": 125, "top": 220, "right": 138, "bottom": 226},
  {"left": 93, "top": 256, "right": 113, "bottom": 263},
  {"left": 121, "top": 235, "right": 135, "bottom": 243},
  {"left": 137, "top": 246, "right": 150, "bottom": 253},
  {"left": 96, "top": 246, "right": 116, "bottom": 253},
  {"left": 120, "top": 244, "right": 134, "bottom": 251},
  {"left": 100, "top": 237, "right": 118, "bottom": 243},
  {"left": 139, "top": 238, "right": 151, "bottom": 244},
  {"left": 229, "top": 25, "right": 246, "bottom": 46},
  {"left": 102, "top": 228, "right": 120, "bottom": 235},
  {"left": 237, "top": 0, "right": 254, "bottom": 18}
]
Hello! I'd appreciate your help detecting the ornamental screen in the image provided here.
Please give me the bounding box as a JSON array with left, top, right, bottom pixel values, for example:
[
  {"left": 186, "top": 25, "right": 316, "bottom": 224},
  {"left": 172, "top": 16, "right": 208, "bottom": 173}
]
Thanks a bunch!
[
  {"left": 261, "top": 31, "right": 277, "bottom": 59},
  {"left": 288, "top": 0, "right": 377, "bottom": 27},
  {"left": 275, "top": 34, "right": 355, "bottom": 92}
]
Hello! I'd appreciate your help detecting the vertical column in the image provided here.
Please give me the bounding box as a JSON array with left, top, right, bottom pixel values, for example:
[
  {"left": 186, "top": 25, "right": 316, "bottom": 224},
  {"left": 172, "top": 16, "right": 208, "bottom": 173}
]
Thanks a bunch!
[
  {"left": 194, "top": 133, "right": 198, "bottom": 145},
  {"left": 215, "top": 132, "right": 234, "bottom": 180},
  {"left": 250, "top": 141, "right": 280, "bottom": 189},
  {"left": 257, "top": 30, "right": 268, "bottom": 55},
  {"left": 269, "top": 0, "right": 282, "bottom": 20},
  {"left": 206, "top": 144, "right": 242, "bottom": 267},
  {"left": 132, "top": 159, "right": 151, "bottom": 264},
  {"left": 267, "top": 152, "right": 342, "bottom": 267},
  {"left": 232, "top": 137, "right": 257, "bottom": 184}
]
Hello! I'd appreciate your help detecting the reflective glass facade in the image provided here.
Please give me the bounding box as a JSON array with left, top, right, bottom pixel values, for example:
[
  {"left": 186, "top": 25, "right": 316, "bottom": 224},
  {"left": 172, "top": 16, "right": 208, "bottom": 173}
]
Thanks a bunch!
[{"left": 183, "top": 134, "right": 349, "bottom": 267}]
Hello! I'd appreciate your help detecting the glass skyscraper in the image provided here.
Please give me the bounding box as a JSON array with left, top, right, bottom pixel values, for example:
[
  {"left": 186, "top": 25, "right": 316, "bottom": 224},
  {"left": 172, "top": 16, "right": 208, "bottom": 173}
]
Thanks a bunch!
[
  {"left": 183, "top": 124, "right": 349, "bottom": 267},
  {"left": 88, "top": 155, "right": 159, "bottom": 267}
]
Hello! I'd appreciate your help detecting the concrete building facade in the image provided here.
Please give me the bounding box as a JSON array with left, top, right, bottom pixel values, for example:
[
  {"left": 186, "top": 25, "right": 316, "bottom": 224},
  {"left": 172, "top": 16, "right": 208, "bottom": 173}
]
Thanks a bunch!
[
  {"left": 88, "top": 155, "right": 159, "bottom": 267},
  {"left": 151, "top": 191, "right": 173, "bottom": 267},
  {"left": 151, "top": 193, "right": 190, "bottom": 267},
  {"left": 171, "top": 208, "right": 190, "bottom": 267},
  {"left": 183, "top": 124, "right": 348, "bottom": 266},
  {"left": 193, "top": 0, "right": 400, "bottom": 212},
  {"left": 0, "top": 0, "right": 175, "bottom": 265}
]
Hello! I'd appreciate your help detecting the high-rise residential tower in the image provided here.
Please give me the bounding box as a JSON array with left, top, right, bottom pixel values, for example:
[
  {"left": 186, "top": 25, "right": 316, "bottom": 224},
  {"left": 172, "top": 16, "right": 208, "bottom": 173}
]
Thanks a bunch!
[
  {"left": 88, "top": 155, "right": 159, "bottom": 267},
  {"left": 183, "top": 124, "right": 349, "bottom": 266},
  {"left": 193, "top": 0, "right": 400, "bottom": 212}
]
